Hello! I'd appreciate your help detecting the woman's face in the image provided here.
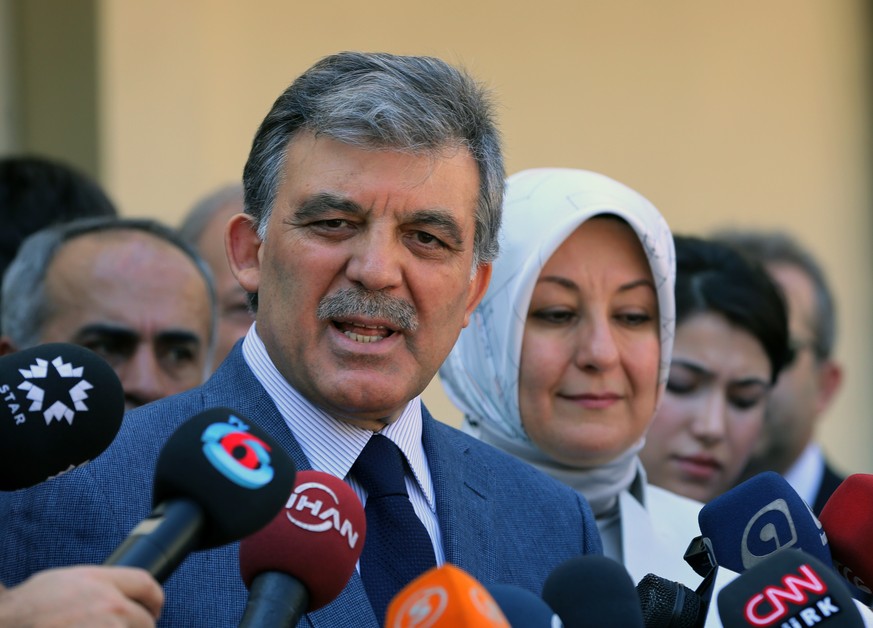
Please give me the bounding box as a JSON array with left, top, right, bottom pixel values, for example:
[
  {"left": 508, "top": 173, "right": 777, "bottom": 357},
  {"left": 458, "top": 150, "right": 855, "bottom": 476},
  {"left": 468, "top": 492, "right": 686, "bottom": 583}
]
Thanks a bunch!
[
  {"left": 640, "top": 312, "right": 771, "bottom": 502},
  {"left": 518, "top": 217, "right": 661, "bottom": 467}
]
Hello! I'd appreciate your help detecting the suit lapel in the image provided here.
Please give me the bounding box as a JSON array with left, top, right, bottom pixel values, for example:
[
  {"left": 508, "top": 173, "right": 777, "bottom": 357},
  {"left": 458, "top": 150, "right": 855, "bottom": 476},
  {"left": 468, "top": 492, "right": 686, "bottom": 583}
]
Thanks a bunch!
[
  {"left": 201, "top": 349, "right": 312, "bottom": 472},
  {"left": 421, "top": 406, "right": 498, "bottom": 581}
]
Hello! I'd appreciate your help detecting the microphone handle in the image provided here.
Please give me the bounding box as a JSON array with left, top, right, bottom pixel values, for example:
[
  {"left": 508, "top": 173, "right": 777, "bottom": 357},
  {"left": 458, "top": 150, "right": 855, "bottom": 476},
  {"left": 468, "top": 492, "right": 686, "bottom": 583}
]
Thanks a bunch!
[
  {"left": 104, "top": 499, "right": 204, "bottom": 583},
  {"left": 239, "top": 572, "right": 309, "bottom": 628}
]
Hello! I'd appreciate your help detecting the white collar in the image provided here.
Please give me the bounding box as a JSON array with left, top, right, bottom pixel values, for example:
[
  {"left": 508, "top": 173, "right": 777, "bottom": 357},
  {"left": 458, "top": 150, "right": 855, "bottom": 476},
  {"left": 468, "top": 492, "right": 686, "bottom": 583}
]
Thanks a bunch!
[
  {"left": 240, "top": 323, "right": 435, "bottom": 510},
  {"left": 782, "top": 442, "right": 825, "bottom": 508}
]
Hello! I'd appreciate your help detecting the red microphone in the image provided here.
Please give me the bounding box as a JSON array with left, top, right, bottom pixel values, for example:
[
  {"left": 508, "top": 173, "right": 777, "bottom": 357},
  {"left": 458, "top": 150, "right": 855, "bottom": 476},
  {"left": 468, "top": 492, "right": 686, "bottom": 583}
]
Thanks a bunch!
[
  {"left": 238, "top": 470, "right": 367, "bottom": 627},
  {"left": 819, "top": 473, "right": 873, "bottom": 597}
]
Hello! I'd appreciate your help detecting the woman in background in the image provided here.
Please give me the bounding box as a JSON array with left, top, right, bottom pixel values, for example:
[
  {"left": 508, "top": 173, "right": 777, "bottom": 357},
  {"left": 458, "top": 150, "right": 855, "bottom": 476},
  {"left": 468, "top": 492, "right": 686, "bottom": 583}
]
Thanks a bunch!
[
  {"left": 640, "top": 235, "right": 790, "bottom": 503},
  {"left": 440, "top": 167, "right": 702, "bottom": 588}
]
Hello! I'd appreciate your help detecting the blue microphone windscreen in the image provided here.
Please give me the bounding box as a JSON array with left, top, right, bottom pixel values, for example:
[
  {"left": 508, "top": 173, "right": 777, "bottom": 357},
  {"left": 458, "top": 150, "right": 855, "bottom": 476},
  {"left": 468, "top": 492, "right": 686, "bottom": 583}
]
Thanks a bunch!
[{"left": 699, "top": 471, "right": 831, "bottom": 573}]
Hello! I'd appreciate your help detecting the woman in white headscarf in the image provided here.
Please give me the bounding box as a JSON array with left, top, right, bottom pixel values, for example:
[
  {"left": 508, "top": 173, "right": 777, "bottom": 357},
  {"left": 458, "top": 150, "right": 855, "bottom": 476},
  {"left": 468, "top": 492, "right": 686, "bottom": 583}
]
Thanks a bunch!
[{"left": 440, "top": 168, "right": 703, "bottom": 588}]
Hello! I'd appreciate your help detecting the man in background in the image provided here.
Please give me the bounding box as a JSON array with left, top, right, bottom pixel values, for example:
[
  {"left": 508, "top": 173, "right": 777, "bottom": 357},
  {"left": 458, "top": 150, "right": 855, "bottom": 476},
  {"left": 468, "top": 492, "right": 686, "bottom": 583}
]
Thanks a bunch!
[
  {"left": 179, "top": 183, "right": 254, "bottom": 365},
  {"left": 715, "top": 229, "right": 844, "bottom": 514},
  {"left": 1, "top": 216, "right": 216, "bottom": 410},
  {"left": 0, "top": 155, "right": 118, "bottom": 332}
]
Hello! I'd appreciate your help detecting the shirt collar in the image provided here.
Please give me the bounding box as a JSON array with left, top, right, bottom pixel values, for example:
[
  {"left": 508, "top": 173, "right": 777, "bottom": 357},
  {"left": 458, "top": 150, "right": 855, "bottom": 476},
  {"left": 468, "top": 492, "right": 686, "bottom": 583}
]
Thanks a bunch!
[
  {"left": 783, "top": 442, "right": 825, "bottom": 508},
  {"left": 240, "top": 323, "right": 436, "bottom": 510}
]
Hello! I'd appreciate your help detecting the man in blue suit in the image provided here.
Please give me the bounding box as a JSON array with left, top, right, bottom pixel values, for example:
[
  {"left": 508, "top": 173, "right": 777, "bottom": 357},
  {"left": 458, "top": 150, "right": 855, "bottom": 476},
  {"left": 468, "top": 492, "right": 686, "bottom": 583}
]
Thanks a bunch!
[{"left": 0, "top": 51, "right": 601, "bottom": 627}]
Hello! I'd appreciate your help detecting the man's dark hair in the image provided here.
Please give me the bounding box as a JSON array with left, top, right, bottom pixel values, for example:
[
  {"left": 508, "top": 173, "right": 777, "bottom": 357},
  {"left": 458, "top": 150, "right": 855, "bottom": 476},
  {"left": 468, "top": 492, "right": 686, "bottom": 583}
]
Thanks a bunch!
[
  {"left": 0, "top": 155, "right": 118, "bottom": 281},
  {"left": 712, "top": 229, "right": 836, "bottom": 361}
]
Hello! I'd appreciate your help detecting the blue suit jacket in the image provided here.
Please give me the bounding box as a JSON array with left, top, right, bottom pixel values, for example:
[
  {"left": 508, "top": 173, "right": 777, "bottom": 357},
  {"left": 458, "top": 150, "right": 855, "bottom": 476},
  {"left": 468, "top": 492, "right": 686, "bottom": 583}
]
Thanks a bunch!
[{"left": 0, "top": 347, "right": 601, "bottom": 627}]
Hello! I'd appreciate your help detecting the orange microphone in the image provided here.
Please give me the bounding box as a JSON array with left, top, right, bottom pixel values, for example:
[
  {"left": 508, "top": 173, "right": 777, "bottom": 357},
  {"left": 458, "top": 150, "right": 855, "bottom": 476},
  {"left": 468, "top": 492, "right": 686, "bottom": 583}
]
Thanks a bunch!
[{"left": 385, "top": 564, "right": 510, "bottom": 628}]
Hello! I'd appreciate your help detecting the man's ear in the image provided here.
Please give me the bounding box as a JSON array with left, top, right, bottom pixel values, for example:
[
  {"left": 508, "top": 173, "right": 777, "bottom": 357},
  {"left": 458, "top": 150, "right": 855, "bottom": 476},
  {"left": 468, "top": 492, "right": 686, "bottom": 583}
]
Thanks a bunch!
[
  {"left": 226, "top": 213, "right": 262, "bottom": 294},
  {"left": 0, "top": 337, "right": 19, "bottom": 356},
  {"left": 462, "top": 262, "right": 492, "bottom": 327},
  {"left": 814, "top": 359, "right": 843, "bottom": 416}
]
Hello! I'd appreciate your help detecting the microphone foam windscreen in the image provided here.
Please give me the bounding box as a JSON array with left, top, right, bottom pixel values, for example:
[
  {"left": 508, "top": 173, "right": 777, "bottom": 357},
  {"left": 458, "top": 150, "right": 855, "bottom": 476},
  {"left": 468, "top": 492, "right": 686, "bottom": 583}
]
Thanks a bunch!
[
  {"left": 385, "top": 563, "right": 509, "bottom": 627},
  {"left": 542, "top": 554, "right": 644, "bottom": 628},
  {"left": 717, "top": 548, "right": 863, "bottom": 628},
  {"left": 636, "top": 573, "right": 703, "bottom": 628},
  {"left": 238, "top": 470, "right": 366, "bottom": 611},
  {"left": 698, "top": 471, "right": 831, "bottom": 573},
  {"left": 0, "top": 343, "right": 124, "bottom": 491},
  {"left": 152, "top": 407, "right": 296, "bottom": 548},
  {"left": 485, "top": 583, "right": 560, "bottom": 627},
  {"left": 819, "top": 474, "right": 873, "bottom": 595}
]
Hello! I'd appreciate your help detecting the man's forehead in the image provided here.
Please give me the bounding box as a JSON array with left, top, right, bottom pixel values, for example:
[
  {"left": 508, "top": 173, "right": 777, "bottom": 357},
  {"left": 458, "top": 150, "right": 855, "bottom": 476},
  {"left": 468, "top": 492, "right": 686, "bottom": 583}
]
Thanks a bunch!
[
  {"left": 59, "top": 228, "right": 180, "bottom": 259},
  {"left": 280, "top": 133, "right": 479, "bottom": 210}
]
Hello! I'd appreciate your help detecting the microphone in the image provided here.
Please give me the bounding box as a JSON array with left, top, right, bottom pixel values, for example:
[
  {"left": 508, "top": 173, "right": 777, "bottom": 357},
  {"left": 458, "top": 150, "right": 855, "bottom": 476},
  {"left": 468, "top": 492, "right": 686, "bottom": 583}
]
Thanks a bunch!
[
  {"left": 0, "top": 343, "right": 124, "bottom": 491},
  {"left": 819, "top": 474, "right": 873, "bottom": 598},
  {"left": 385, "top": 563, "right": 510, "bottom": 627},
  {"left": 698, "top": 471, "right": 831, "bottom": 573},
  {"left": 717, "top": 548, "right": 864, "bottom": 628},
  {"left": 104, "top": 407, "right": 296, "bottom": 582},
  {"left": 485, "top": 583, "right": 563, "bottom": 627},
  {"left": 636, "top": 573, "right": 704, "bottom": 628},
  {"left": 237, "top": 470, "right": 366, "bottom": 628},
  {"left": 542, "top": 555, "right": 645, "bottom": 627}
]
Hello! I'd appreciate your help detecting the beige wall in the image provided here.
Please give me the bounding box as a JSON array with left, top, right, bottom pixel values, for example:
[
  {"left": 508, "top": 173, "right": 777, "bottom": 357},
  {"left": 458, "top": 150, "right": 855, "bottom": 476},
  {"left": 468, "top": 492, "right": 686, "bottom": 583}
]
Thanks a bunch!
[
  {"left": 95, "top": 0, "right": 872, "bottom": 473},
  {"left": 9, "top": 0, "right": 100, "bottom": 176}
]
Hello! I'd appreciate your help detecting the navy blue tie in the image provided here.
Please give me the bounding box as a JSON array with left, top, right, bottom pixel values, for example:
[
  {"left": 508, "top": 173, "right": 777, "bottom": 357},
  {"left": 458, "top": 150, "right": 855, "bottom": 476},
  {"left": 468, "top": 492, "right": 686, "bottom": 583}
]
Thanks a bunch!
[{"left": 352, "top": 434, "right": 437, "bottom": 623}]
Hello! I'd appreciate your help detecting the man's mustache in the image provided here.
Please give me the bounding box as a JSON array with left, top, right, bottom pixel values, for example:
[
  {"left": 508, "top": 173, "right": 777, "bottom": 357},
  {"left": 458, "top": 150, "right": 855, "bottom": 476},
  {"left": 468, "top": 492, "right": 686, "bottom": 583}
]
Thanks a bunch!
[{"left": 316, "top": 287, "right": 419, "bottom": 332}]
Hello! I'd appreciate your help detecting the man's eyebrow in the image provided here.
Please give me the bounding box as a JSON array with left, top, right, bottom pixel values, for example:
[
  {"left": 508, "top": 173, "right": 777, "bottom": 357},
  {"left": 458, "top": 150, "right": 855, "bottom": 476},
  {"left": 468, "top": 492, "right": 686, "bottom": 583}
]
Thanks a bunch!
[
  {"left": 294, "top": 192, "right": 363, "bottom": 220},
  {"left": 72, "top": 324, "right": 139, "bottom": 345},
  {"left": 155, "top": 330, "right": 203, "bottom": 347},
  {"left": 72, "top": 324, "right": 202, "bottom": 348},
  {"left": 294, "top": 194, "right": 466, "bottom": 248},
  {"left": 406, "top": 209, "right": 465, "bottom": 248}
]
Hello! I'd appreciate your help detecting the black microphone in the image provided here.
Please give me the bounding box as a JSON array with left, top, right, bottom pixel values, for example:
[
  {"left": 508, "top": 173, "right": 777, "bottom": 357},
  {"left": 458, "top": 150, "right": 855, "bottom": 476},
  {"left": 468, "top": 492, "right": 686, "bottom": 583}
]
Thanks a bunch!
[
  {"left": 717, "top": 548, "right": 865, "bottom": 628},
  {"left": 104, "top": 407, "right": 296, "bottom": 582},
  {"left": 636, "top": 573, "right": 704, "bottom": 628},
  {"left": 0, "top": 343, "right": 124, "bottom": 491},
  {"left": 542, "top": 555, "right": 644, "bottom": 627},
  {"left": 238, "top": 470, "right": 366, "bottom": 627},
  {"left": 485, "top": 583, "right": 563, "bottom": 627}
]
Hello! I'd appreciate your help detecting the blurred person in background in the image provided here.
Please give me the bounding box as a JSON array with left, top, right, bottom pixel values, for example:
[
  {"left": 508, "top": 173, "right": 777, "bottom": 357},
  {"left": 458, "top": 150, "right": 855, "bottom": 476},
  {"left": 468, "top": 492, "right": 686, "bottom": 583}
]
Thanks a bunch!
[
  {"left": 713, "top": 230, "right": 843, "bottom": 514},
  {"left": 0, "top": 155, "right": 118, "bottom": 333},
  {"left": 640, "top": 235, "right": 790, "bottom": 503},
  {"left": 179, "top": 183, "right": 255, "bottom": 366},
  {"left": 0, "top": 216, "right": 216, "bottom": 410}
]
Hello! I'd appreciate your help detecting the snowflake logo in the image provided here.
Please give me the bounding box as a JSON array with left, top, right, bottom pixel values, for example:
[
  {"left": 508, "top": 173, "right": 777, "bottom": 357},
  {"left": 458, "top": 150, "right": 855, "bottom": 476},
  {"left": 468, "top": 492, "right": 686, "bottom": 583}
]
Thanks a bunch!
[{"left": 17, "top": 356, "right": 93, "bottom": 425}]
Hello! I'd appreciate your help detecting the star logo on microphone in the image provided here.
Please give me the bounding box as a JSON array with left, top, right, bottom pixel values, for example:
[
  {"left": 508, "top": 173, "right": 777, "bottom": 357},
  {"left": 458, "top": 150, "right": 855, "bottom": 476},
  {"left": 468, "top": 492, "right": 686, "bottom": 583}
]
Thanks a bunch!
[{"left": 17, "top": 355, "right": 93, "bottom": 425}]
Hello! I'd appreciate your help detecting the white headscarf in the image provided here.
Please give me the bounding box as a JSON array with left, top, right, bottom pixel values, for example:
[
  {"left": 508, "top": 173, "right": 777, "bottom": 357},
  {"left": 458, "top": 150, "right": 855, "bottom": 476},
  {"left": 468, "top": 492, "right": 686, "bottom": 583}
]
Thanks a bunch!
[{"left": 440, "top": 168, "right": 676, "bottom": 516}]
